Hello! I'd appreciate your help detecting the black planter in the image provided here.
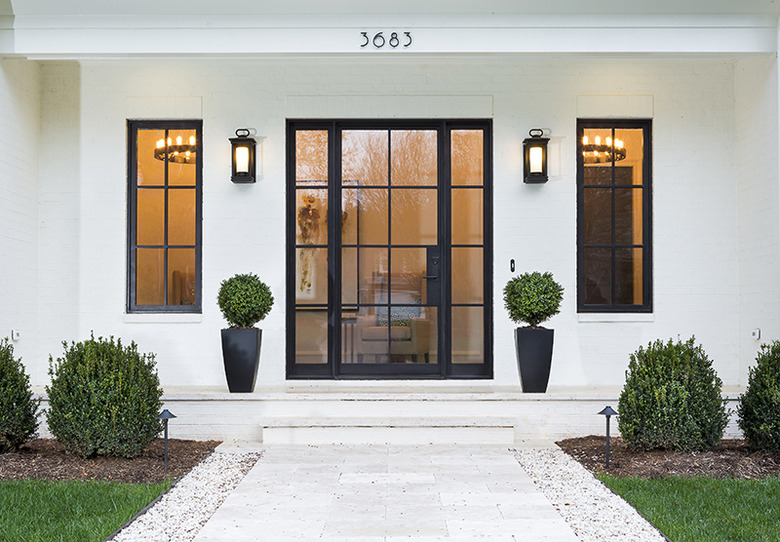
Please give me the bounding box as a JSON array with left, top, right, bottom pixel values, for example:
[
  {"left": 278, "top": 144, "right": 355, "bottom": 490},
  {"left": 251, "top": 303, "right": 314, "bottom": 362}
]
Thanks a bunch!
[
  {"left": 221, "top": 328, "right": 261, "bottom": 393},
  {"left": 515, "top": 327, "right": 554, "bottom": 393}
]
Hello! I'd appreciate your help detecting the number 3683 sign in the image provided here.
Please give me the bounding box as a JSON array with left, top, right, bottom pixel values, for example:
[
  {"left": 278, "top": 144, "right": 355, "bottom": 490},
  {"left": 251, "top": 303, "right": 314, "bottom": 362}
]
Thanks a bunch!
[{"left": 360, "top": 31, "right": 413, "bottom": 49}]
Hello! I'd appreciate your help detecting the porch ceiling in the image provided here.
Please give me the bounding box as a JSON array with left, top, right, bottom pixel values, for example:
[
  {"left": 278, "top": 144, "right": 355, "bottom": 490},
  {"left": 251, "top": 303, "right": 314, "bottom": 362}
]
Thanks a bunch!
[{"left": 8, "top": 0, "right": 780, "bottom": 16}]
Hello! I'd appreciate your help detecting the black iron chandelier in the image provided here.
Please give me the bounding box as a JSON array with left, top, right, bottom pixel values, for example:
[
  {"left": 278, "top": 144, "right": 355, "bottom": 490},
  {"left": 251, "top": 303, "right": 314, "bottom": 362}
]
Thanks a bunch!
[
  {"left": 581, "top": 135, "right": 626, "bottom": 164},
  {"left": 154, "top": 135, "right": 197, "bottom": 164}
]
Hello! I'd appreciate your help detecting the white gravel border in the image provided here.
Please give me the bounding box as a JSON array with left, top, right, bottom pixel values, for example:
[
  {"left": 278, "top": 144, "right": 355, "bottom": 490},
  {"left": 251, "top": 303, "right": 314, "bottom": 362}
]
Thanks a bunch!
[
  {"left": 514, "top": 448, "right": 669, "bottom": 542},
  {"left": 110, "top": 451, "right": 260, "bottom": 542}
]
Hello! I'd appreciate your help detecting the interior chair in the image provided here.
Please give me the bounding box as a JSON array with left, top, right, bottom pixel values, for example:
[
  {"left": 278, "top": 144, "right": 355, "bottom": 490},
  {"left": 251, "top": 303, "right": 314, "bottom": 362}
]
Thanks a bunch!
[{"left": 355, "top": 272, "right": 433, "bottom": 363}]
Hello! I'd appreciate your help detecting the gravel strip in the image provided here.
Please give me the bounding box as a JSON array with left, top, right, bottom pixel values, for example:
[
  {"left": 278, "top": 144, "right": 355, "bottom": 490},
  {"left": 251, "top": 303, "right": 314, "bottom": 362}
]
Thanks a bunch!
[
  {"left": 514, "top": 448, "right": 668, "bottom": 542},
  {"left": 111, "top": 451, "right": 260, "bottom": 542}
]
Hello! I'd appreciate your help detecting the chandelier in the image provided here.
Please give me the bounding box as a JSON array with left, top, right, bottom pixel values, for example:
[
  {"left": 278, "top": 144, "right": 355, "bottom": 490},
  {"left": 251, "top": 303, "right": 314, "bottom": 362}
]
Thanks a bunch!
[
  {"left": 582, "top": 135, "right": 626, "bottom": 164},
  {"left": 154, "top": 135, "right": 197, "bottom": 164}
]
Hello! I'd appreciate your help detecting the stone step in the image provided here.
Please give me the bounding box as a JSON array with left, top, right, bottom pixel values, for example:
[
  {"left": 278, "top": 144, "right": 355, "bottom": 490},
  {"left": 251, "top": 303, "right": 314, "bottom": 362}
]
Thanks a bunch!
[{"left": 261, "top": 416, "right": 516, "bottom": 445}]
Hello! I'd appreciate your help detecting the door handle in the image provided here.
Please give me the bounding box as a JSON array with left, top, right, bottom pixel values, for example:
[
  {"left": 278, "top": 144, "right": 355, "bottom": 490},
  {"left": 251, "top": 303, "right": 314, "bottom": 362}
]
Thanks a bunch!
[{"left": 423, "top": 275, "right": 438, "bottom": 280}]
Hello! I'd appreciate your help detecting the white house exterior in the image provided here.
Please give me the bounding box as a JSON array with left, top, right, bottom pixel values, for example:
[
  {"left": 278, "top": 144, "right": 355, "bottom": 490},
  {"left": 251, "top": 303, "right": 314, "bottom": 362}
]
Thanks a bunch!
[{"left": 2, "top": 0, "right": 780, "bottom": 441}]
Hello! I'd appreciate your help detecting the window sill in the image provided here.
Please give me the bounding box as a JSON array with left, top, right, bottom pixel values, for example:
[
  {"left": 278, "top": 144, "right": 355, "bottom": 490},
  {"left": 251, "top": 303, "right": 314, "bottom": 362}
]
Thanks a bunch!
[
  {"left": 577, "top": 313, "right": 654, "bottom": 323},
  {"left": 124, "top": 313, "right": 203, "bottom": 324}
]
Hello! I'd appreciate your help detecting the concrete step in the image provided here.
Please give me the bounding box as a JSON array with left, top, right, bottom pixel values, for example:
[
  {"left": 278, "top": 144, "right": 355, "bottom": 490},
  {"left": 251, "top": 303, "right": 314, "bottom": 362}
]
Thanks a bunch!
[
  {"left": 261, "top": 416, "right": 516, "bottom": 445},
  {"left": 34, "top": 386, "right": 738, "bottom": 442}
]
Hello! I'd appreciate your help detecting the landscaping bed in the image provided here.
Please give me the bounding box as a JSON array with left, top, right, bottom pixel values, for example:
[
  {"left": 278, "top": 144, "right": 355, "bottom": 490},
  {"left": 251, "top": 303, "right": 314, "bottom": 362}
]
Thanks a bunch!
[
  {"left": 0, "top": 439, "right": 220, "bottom": 483},
  {"left": 558, "top": 435, "right": 780, "bottom": 479}
]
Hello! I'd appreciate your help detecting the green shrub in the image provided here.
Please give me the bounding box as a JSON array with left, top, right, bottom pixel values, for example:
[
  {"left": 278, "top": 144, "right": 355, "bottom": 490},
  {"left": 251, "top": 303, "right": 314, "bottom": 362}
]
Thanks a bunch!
[
  {"left": 46, "top": 335, "right": 163, "bottom": 458},
  {"left": 618, "top": 337, "right": 729, "bottom": 451},
  {"left": 738, "top": 341, "right": 780, "bottom": 452},
  {"left": 217, "top": 273, "right": 274, "bottom": 328},
  {"left": 503, "top": 271, "right": 563, "bottom": 328},
  {"left": 0, "top": 340, "right": 39, "bottom": 453}
]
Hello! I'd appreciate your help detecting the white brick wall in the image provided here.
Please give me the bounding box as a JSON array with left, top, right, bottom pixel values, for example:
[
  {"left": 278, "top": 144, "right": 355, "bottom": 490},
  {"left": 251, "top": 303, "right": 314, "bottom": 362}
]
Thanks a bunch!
[
  {"left": 18, "top": 55, "right": 773, "bottom": 389},
  {"left": 735, "top": 56, "right": 780, "bottom": 384},
  {"left": 0, "top": 59, "right": 39, "bottom": 376},
  {"left": 36, "top": 62, "right": 81, "bottom": 382}
]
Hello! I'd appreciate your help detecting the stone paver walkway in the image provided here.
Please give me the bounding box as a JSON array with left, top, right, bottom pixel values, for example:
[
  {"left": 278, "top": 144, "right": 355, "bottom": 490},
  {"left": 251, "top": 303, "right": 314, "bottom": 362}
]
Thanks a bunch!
[{"left": 194, "top": 444, "right": 579, "bottom": 541}]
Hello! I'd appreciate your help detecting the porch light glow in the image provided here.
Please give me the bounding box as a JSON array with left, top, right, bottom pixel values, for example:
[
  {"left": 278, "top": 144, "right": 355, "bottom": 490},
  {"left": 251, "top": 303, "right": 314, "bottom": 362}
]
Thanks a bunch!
[
  {"left": 582, "top": 134, "right": 626, "bottom": 164},
  {"left": 235, "top": 146, "right": 250, "bottom": 174},
  {"left": 529, "top": 146, "right": 543, "bottom": 174},
  {"left": 230, "top": 128, "right": 257, "bottom": 183},
  {"left": 523, "top": 128, "right": 549, "bottom": 184}
]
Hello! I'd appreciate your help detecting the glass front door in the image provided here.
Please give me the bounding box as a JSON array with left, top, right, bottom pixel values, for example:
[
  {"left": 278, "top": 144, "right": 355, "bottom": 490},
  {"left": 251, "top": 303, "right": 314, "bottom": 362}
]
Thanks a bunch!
[{"left": 287, "top": 120, "right": 492, "bottom": 378}]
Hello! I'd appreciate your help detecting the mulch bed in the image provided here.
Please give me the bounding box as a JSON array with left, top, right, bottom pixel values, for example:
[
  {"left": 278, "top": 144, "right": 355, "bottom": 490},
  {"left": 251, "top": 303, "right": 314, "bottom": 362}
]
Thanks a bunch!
[
  {"left": 0, "top": 439, "right": 220, "bottom": 484},
  {"left": 5, "top": 436, "right": 780, "bottom": 483},
  {"left": 558, "top": 435, "right": 780, "bottom": 480}
]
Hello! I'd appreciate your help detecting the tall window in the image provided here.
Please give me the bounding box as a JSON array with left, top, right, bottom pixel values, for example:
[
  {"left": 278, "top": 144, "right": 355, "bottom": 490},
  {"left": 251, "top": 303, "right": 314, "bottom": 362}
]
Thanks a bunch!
[
  {"left": 577, "top": 119, "right": 651, "bottom": 312},
  {"left": 127, "top": 120, "right": 202, "bottom": 313}
]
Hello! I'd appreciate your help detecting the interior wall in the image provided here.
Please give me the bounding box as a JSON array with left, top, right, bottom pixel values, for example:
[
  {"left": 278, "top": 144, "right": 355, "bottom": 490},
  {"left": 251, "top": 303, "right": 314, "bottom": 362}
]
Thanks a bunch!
[
  {"left": 735, "top": 56, "right": 780, "bottom": 384},
  {"left": 40, "top": 56, "right": 747, "bottom": 389},
  {"left": 0, "top": 59, "right": 39, "bottom": 378}
]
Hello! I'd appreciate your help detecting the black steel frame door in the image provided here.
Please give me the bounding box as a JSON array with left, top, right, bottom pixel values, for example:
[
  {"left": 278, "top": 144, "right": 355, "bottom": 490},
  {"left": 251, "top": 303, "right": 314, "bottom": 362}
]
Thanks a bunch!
[{"left": 287, "top": 119, "right": 492, "bottom": 379}]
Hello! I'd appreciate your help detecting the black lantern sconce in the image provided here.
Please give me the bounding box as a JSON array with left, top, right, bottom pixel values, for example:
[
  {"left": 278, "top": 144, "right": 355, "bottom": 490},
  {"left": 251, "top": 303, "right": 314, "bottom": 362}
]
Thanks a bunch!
[
  {"left": 598, "top": 405, "right": 618, "bottom": 469},
  {"left": 523, "top": 128, "right": 550, "bottom": 184},
  {"left": 230, "top": 128, "right": 257, "bottom": 184}
]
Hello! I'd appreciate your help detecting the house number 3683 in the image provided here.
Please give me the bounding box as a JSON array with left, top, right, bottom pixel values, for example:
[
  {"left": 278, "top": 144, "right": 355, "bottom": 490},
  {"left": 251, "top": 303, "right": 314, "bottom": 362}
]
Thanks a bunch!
[{"left": 360, "top": 32, "right": 412, "bottom": 49}]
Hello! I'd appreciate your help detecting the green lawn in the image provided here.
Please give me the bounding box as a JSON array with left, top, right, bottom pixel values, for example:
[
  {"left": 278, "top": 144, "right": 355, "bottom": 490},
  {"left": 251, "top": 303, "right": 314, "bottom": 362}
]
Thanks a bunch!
[
  {"left": 0, "top": 479, "right": 171, "bottom": 542},
  {"left": 598, "top": 474, "right": 780, "bottom": 542}
]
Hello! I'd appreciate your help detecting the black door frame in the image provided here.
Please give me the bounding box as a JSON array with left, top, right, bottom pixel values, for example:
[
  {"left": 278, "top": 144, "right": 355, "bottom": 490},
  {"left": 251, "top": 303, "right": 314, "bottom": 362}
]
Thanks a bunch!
[{"left": 286, "top": 119, "right": 493, "bottom": 379}]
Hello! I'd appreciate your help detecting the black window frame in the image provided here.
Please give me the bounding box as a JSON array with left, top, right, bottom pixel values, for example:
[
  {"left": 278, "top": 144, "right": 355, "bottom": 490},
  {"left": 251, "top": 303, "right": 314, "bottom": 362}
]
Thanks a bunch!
[
  {"left": 577, "top": 118, "right": 652, "bottom": 313},
  {"left": 127, "top": 119, "right": 203, "bottom": 314}
]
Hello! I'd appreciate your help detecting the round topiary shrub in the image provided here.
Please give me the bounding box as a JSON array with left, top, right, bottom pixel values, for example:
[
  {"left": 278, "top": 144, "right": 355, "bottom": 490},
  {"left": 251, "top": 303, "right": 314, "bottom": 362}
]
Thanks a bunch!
[
  {"left": 217, "top": 273, "right": 274, "bottom": 328},
  {"left": 0, "top": 339, "right": 39, "bottom": 453},
  {"left": 46, "top": 334, "right": 163, "bottom": 458},
  {"left": 503, "top": 271, "right": 563, "bottom": 328},
  {"left": 738, "top": 341, "right": 780, "bottom": 452},
  {"left": 618, "top": 337, "right": 729, "bottom": 452}
]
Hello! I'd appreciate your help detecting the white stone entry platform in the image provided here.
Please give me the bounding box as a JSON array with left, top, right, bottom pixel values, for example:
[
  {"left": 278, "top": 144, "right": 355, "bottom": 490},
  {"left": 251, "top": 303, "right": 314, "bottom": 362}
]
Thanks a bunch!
[{"left": 194, "top": 444, "right": 579, "bottom": 541}]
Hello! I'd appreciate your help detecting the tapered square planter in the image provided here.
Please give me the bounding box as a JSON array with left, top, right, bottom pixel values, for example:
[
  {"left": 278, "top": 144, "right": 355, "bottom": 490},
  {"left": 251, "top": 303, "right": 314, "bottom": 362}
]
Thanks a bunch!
[
  {"left": 221, "top": 328, "right": 261, "bottom": 393},
  {"left": 515, "top": 327, "right": 554, "bottom": 393}
]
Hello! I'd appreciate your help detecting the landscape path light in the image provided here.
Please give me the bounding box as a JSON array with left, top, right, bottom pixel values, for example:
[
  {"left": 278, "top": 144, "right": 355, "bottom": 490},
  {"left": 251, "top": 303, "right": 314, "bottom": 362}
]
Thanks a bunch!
[
  {"left": 157, "top": 409, "right": 177, "bottom": 474},
  {"left": 598, "top": 405, "right": 618, "bottom": 470}
]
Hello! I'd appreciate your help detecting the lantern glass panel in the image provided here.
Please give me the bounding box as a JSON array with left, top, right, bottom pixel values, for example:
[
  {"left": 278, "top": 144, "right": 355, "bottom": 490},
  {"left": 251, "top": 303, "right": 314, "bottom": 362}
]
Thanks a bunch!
[
  {"left": 529, "top": 146, "right": 544, "bottom": 173},
  {"left": 235, "top": 146, "right": 250, "bottom": 174}
]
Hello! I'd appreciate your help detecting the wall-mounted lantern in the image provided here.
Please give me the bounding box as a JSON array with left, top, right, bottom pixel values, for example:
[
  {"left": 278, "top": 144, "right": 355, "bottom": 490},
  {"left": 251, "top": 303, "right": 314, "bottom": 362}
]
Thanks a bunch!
[
  {"left": 523, "top": 128, "right": 549, "bottom": 184},
  {"left": 230, "top": 128, "right": 257, "bottom": 183}
]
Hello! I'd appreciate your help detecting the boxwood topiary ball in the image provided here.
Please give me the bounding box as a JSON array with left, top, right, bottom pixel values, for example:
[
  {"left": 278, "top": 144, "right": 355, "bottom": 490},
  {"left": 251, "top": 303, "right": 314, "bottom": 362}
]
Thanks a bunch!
[
  {"left": 217, "top": 273, "right": 274, "bottom": 328},
  {"left": 503, "top": 271, "right": 563, "bottom": 328}
]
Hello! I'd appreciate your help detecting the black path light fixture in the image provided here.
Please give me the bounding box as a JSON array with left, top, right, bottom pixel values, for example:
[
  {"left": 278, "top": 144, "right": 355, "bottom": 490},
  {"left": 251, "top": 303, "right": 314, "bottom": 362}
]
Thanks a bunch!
[
  {"left": 230, "top": 128, "right": 257, "bottom": 183},
  {"left": 598, "top": 405, "right": 618, "bottom": 469},
  {"left": 523, "top": 128, "right": 550, "bottom": 184},
  {"left": 157, "top": 409, "right": 177, "bottom": 474}
]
